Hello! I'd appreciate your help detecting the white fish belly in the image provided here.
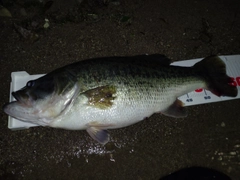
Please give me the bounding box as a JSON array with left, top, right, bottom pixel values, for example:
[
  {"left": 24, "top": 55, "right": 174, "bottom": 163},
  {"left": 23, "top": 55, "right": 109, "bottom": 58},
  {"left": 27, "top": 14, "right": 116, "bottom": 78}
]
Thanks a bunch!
[
  {"left": 50, "top": 81, "right": 205, "bottom": 130},
  {"left": 49, "top": 95, "right": 158, "bottom": 130}
]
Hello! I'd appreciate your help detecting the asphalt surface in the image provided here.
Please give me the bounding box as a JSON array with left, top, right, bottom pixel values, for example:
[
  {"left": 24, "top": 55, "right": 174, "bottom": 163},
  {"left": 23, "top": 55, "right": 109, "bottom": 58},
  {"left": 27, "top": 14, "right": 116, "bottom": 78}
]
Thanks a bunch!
[{"left": 0, "top": 0, "right": 240, "bottom": 179}]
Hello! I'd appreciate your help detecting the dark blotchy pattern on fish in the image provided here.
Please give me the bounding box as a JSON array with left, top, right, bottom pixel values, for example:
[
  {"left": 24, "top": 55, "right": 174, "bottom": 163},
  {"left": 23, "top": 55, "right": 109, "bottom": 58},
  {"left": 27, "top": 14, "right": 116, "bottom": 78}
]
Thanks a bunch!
[{"left": 46, "top": 55, "right": 201, "bottom": 96}]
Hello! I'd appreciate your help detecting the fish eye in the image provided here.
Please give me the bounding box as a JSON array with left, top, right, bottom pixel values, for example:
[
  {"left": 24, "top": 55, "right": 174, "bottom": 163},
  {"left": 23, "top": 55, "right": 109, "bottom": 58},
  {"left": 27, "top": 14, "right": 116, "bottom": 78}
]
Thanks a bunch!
[{"left": 26, "top": 80, "right": 35, "bottom": 87}]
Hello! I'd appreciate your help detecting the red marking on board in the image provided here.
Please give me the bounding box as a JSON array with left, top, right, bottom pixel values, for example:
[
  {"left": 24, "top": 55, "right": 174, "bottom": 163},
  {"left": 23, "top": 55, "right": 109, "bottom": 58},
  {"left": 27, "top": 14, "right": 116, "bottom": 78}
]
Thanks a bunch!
[
  {"left": 237, "top": 77, "right": 240, "bottom": 86},
  {"left": 229, "top": 77, "right": 240, "bottom": 86},
  {"left": 195, "top": 89, "right": 203, "bottom": 93},
  {"left": 195, "top": 77, "right": 239, "bottom": 94}
]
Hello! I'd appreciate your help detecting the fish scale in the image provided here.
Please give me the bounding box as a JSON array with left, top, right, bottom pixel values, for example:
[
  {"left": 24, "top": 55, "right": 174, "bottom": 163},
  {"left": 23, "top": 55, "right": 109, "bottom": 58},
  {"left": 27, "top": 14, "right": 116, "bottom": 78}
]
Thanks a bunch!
[{"left": 46, "top": 59, "right": 206, "bottom": 131}]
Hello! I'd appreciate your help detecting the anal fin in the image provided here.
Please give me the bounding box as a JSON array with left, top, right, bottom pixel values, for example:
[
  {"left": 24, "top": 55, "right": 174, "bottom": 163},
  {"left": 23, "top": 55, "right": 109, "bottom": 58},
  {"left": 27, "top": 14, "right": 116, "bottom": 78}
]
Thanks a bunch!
[
  {"left": 86, "top": 122, "right": 111, "bottom": 145},
  {"left": 161, "top": 99, "right": 187, "bottom": 118}
]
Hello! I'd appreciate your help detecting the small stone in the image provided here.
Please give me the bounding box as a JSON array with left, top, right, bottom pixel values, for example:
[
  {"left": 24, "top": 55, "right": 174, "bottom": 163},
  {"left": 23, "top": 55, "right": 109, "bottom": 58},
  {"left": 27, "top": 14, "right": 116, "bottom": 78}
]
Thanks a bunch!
[
  {"left": 110, "top": 154, "right": 115, "bottom": 162},
  {"left": 221, "top": 122, "right": 225, "bottom": 127},
  {"left": 229, "top": 152, "right": 236, "bottom": 156},
  {"left": 234, "top": 144, "right": 240, "bottom": 148},
  {"left": 44, "top": 19, "right": 50, "bottom": 29}
]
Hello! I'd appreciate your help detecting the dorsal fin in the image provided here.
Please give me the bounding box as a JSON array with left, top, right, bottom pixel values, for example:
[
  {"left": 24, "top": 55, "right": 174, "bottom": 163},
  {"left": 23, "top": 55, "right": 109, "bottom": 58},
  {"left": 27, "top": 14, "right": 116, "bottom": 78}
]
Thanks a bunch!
[{"left": 131, "top": 54, "right": 172, "bottom": 66}]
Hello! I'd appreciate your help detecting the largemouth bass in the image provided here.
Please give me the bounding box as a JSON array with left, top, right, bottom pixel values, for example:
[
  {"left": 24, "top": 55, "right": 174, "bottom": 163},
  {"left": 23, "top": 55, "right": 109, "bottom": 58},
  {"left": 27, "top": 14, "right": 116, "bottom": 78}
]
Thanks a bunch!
[{"left": 3, "top": 54, "right": 237, "bottom": 144}]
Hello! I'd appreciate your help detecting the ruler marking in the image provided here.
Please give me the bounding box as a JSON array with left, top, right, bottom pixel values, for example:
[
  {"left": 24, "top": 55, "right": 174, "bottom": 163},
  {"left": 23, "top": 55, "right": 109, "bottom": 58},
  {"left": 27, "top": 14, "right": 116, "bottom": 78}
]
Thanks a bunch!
[{"left": 204, "top": 89, "right": 207, "bottom": 95}]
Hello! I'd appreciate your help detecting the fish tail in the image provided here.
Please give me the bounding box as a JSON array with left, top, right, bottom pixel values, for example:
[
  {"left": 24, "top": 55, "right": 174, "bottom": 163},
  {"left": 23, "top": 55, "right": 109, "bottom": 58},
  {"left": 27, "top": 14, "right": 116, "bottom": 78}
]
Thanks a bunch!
[{"left": 193, "top": 55, "right": 237, "bottom": 97}]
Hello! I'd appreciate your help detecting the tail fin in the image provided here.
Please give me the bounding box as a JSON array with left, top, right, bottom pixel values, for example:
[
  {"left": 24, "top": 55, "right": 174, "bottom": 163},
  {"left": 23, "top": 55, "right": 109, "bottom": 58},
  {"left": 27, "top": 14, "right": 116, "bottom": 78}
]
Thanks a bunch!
[{"left": 193, "top": 55, "right": 237, "bottom": 97}]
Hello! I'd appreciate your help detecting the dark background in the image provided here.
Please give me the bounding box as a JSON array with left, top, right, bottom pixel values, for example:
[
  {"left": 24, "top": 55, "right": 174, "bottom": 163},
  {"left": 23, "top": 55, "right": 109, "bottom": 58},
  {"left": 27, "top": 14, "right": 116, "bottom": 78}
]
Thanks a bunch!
[{"left": 0, "top": 0, "right": 240, "bottom": 179}]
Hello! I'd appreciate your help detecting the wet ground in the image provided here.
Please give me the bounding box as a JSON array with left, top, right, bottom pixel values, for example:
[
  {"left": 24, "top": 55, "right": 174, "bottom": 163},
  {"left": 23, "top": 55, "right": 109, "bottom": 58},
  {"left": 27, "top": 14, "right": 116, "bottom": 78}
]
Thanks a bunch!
[{"left": 0, "top": 0, "right": 240, "bottom": 179}]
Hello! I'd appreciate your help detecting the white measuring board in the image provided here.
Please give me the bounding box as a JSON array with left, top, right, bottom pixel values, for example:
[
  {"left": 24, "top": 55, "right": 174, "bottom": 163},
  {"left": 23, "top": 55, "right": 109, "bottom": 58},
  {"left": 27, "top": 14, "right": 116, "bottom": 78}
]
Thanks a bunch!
[{"left": 7, "top": 55, "right": 240, "bottom": 130}]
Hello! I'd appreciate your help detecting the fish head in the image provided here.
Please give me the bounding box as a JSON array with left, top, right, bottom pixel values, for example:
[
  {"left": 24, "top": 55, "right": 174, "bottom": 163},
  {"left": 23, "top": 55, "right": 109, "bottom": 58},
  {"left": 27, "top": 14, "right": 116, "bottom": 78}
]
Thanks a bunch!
[
  {"left": 13, "top": 76, "right": 55, "bottom": 107},
  {"left": 3, "top": 74, "right": 77, "bottom": 124}
]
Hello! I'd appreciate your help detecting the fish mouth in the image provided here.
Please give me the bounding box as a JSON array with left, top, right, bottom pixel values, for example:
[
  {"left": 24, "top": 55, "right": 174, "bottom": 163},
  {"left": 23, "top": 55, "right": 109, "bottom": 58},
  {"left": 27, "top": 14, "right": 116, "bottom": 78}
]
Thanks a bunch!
[
  {"left": 3, "top": 92, "right": 21, "bottom": 116},
  {"left": 12, "top": 91, "right": 22, "bottom": 102},
  {"left": 3, "top": 99, "right": 34, "bottom": 121},
  {"left": 2, "top": 91, "right": 34, "bottom": 120},
  {"left": 2, "top": 92, "right": 26, "bottom": 118},
  {"left": 3, "top": 101, "right": 20, "bottom": 118},
  {"left": 12, "top": 91, "right": 33, "bottom": 107}
]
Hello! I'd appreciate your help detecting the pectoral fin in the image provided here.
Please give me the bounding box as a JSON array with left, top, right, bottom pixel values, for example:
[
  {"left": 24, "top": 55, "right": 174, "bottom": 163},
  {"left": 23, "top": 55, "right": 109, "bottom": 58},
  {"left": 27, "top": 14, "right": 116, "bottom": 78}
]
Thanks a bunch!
[
  {"left": 86, "top": 122, "right": 111, "bottom": 145},
  {"left": 161, "top": 99, "right": 187, "bottom": 118}
]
